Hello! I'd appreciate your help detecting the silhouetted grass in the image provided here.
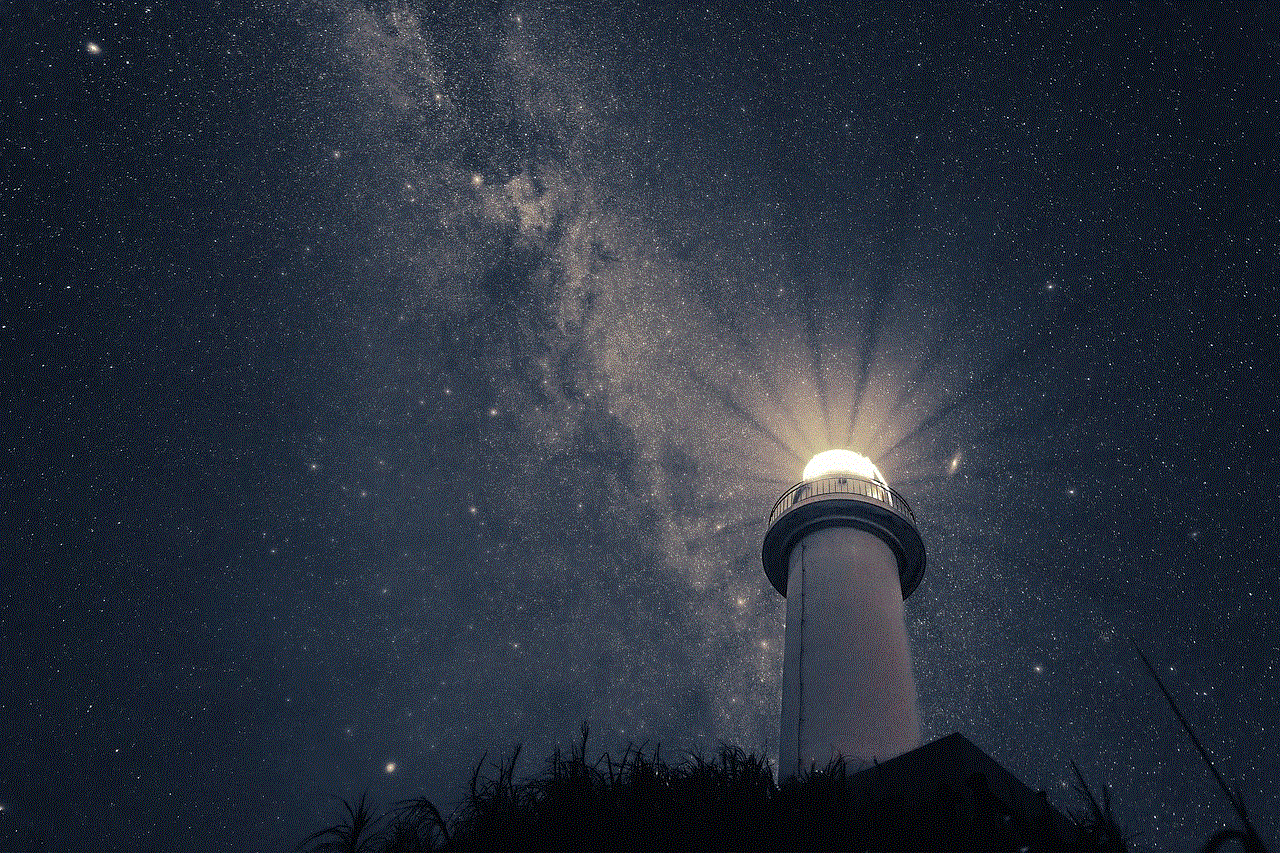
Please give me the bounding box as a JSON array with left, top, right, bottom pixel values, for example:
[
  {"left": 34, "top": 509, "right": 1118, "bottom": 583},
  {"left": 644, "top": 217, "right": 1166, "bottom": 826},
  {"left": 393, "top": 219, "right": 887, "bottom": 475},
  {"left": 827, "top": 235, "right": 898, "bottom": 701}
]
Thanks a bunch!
[
  {"left": 300, "top": 722, "right": 1128, "bottom": 852},
  {"left": 1070, "top": 761, "right": 1135, "bottom": 852},
  {"left": 302, "top": 643, "right": 1277, "bottom": 853},
  {"left": 298, "top": 792, "right": 386, "bottom": 853},
  {"left": 302, "top": 655, "right": 1269, "bottom": 851},
  {"left": 1134, "top": 646, "right": 1271, "bottom": 853}
]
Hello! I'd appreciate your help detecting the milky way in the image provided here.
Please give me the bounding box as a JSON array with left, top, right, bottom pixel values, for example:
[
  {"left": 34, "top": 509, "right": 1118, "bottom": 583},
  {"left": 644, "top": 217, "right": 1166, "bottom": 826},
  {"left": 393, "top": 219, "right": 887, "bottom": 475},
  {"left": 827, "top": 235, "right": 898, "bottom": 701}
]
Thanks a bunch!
[{"left": 5, "top": 3, "right": 1277, "bottom": 850}]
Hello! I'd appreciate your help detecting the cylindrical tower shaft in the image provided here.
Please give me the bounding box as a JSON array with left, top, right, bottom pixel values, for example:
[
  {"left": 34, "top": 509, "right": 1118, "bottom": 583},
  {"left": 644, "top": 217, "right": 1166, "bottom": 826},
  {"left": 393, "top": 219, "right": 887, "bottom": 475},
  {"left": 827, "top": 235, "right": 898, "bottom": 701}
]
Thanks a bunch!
[
  {"left": 763, "top": 462, "right": 926, "bottom": 783},
  {"left": 779, "top": 526, "right": 920, "bottom": 777}
]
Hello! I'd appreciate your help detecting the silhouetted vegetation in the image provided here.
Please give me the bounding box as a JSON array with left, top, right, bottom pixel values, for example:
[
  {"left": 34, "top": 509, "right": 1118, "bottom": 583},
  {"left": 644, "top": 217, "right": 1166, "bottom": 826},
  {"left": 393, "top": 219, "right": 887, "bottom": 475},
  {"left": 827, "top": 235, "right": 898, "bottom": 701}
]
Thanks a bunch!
[
  {"left": 1070, "top": 761, "right": 1135, "bottom": 852},
  {"left": 1135, "top": 647, "right": 1271, "bottom": 853},
  {"left": 300, "top": 723, "right": 1127, "bottom": 852},
  {"left": 302, "top": 646, "right": 1274, "bottom": 852}
]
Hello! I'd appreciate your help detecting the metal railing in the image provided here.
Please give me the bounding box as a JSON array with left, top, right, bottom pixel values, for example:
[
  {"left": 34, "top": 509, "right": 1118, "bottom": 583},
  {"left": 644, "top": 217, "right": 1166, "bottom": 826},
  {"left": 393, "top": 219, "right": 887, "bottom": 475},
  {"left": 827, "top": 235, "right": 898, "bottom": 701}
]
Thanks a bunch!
[{"left": 768, "top": 475, "right": 917, "bottom": 527}]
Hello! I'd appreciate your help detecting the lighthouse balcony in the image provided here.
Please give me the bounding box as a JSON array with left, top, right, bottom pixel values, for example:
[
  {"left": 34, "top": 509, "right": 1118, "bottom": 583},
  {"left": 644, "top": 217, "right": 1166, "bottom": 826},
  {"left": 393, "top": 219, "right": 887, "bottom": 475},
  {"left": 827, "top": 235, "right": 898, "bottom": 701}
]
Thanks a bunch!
[
  {"left": 768, "top": 475, "right": 917, "bottom": 527},
  {"left": 763, "top": 475, "right": 925, "bottom": 600}
]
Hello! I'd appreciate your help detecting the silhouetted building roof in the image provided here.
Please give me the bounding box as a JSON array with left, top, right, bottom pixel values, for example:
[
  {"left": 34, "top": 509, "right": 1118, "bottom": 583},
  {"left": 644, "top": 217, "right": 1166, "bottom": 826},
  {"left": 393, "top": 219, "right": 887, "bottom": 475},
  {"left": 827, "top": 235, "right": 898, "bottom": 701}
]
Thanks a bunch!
[{"left": 812, "top": 732, "right": 1097, "bottom": 852}]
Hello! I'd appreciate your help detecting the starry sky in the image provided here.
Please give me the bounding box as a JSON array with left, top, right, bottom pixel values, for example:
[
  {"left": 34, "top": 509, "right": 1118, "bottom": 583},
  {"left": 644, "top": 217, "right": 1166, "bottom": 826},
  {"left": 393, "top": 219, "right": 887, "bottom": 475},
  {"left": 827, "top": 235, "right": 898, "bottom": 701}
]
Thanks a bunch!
[{"left": 4, "top": 2, "right": 1278, "bottom": 850}]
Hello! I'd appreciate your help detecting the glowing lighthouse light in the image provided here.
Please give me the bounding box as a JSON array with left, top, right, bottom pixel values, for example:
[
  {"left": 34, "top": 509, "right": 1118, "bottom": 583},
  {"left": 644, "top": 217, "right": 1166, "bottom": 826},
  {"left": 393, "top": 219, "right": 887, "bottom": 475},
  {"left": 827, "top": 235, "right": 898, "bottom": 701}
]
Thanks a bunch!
[
  {"left": 764, "top": 447, "right": 926, "bottom": 778},
  {"left": 802, "top": 449, "right": 887, "bottom": 484}
]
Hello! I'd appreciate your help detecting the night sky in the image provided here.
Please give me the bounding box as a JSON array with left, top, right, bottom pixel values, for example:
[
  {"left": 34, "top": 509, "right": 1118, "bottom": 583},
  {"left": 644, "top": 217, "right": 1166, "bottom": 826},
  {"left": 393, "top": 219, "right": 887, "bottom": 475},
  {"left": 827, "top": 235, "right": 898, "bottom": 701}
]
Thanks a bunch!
[{"left": 4, "top": 2, "right": 1278, "bottom": 850}]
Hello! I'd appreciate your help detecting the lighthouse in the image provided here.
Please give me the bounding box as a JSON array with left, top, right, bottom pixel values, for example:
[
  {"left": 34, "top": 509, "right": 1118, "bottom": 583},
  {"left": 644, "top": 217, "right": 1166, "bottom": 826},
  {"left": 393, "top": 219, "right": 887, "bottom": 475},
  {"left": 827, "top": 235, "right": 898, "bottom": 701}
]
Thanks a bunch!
[{"left": 763, "top": 449, "right": 926, "bottom": 779}]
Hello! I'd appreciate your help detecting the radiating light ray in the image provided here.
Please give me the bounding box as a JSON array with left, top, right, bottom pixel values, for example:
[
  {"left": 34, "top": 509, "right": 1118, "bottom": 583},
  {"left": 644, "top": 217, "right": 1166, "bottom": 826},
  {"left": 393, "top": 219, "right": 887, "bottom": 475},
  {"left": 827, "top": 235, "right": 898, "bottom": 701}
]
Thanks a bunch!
[
  {"left": 788, "top": 240, "right": 835, "bottom": 448},
  {"left": 876, "top": 337, "right": 954, "bottom": 433},
  {"left": 686, "top": 368, "right": 807, "bottom": 466},
  {"left": 888, "top": 474, "right": 955, "bottom": 491},
  {"left": 714, "top": 433, "right": 806, "bottom": 482},
  {"left": 715, "top": 465, "right": 797, "bottom": 486},
  {"left": 719, "top": 321, "right": 814, "bottom": 456},
  {"left": 706, "top": 272, "right": 790, "bottom": 380},
  {"left": 875, "top": 340, "right": 1045, "bottom": 465},
  {"left": 844, "top": 276, "right": 894, "bottom": 447},
  {"left": 876, "top": 273, "right": 1116, "bottom": 463},
  {"left": 713, "top": 462, "right": 797, "bottom": 488}
]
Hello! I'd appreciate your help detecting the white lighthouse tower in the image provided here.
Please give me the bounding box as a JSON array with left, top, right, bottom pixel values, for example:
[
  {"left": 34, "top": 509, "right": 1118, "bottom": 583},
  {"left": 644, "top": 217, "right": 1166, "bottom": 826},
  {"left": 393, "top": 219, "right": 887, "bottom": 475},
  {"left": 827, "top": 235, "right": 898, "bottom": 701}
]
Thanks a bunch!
[{"left": 763, "top": 449, "right": 926, "bottom": 779}]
